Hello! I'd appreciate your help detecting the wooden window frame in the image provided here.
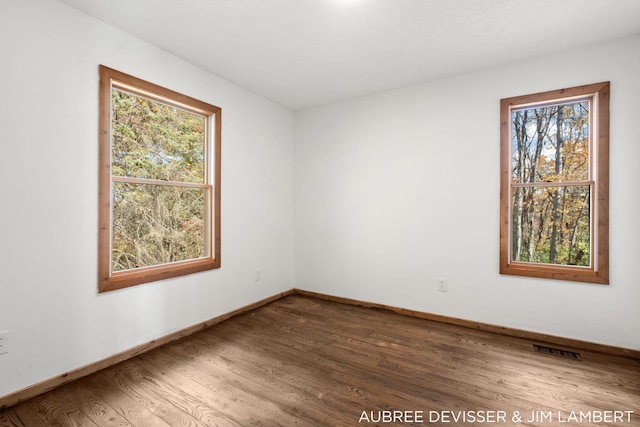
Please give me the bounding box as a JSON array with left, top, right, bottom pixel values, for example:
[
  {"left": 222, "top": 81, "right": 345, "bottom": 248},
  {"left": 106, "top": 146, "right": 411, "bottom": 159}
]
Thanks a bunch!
[
  {"left": 499, "top": 82, "right": 609, "bottom": 284},
  {"left": 98, "top": 65, "right": 221, "bottom": 293}
]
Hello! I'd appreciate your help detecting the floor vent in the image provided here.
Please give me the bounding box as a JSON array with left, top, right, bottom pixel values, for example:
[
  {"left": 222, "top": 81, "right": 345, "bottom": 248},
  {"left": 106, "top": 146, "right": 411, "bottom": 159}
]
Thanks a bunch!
[{"left": 533, "top": 344, "right": 581, "bottom": 360}]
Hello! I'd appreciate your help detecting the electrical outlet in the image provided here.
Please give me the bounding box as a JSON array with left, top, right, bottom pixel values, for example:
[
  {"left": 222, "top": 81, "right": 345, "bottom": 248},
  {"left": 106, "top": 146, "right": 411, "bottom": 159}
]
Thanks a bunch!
[
  {"left": 437, "top": 278, "right": 448, "bottom": 292},
  {"left": 0, "top": 331, "right": 9, "bottom": 355},
  {"left": 255, "top": 268, "right": 261, "bottom": 281}
]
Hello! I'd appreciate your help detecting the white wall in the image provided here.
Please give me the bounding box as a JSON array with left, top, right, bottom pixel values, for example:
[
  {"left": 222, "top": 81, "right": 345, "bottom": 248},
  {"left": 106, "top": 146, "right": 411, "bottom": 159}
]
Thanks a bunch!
[
  {"left": 0, "top": 0, "right": 294, "bottom": 397},
  {"left": 294, "top": 35, "right": 640, "bottom": 351}
]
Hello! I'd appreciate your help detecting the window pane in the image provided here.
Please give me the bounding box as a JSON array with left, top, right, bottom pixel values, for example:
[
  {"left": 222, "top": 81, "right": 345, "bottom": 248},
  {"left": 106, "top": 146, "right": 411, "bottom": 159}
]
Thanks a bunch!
[
  {"left": 112, "top": 182, "right": 207, "bottom": 272},
  {"left": 111, "top": 89, "right": 206, "bottom": 183},
  {"left": 511, "top": 101, "right": 589, "bottom": 184},
  {"left": 511, "top": 185, "right": 590, "bottom": 266}
]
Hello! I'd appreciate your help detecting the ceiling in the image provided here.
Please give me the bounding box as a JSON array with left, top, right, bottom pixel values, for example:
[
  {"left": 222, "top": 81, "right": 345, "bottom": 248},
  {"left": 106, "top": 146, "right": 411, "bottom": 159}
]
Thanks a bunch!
[{"left": 57, "top": 0, "right": 640, "bottom": 110}]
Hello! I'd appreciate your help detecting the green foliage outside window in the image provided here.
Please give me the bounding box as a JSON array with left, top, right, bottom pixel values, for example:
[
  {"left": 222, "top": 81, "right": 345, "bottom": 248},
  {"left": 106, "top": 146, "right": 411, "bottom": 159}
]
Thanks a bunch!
[{"left": 111, "top": 90, "right": 208, "bottom": 271}]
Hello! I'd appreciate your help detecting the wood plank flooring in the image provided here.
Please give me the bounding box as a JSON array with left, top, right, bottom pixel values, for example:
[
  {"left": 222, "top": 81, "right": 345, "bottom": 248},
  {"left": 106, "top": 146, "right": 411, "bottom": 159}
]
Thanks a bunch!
[{"left": 1, "top": 295, "right": 639, "bottom": 426}]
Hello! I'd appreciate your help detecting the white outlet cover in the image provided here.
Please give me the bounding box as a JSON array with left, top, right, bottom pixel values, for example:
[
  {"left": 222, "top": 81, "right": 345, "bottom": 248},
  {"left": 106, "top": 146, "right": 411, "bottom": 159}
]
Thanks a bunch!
[{"left": 0, "top": 331, "right": 8, "bottom": 355}]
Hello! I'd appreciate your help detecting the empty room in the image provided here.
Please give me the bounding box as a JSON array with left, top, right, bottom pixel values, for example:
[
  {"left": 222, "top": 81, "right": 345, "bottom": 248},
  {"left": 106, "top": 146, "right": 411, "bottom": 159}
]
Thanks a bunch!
[{"left": 1, "top": 0, "right": 639, "bottom": 425}]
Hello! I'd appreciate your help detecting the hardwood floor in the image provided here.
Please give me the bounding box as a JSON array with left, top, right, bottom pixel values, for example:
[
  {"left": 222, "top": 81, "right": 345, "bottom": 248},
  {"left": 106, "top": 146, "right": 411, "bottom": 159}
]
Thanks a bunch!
[{"left": 1, "top": 295, "right": 639, "bottom": 426}]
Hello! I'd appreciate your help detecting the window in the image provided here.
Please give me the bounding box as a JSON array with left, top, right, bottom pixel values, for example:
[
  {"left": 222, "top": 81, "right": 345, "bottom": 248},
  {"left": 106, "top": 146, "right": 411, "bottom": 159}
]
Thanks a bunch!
[
  {"left": 98, "top": 65, "right": 221, "bottom": 292},
  {"left": 500, "top": 82, "right": 609, "bottom": 284}
]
